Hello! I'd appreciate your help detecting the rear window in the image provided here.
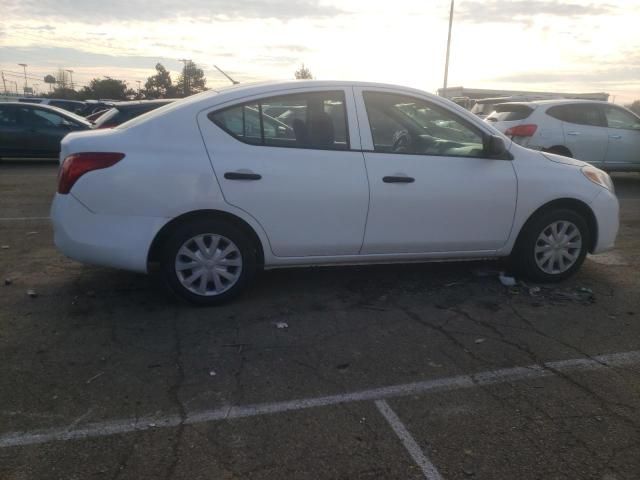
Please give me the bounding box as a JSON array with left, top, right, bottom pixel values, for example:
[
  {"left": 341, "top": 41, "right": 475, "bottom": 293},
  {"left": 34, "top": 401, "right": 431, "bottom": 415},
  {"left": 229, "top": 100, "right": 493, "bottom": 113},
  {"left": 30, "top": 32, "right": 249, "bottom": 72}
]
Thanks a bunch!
[{"left": 486, "top": 104, "right": 533, "bottom": 122}]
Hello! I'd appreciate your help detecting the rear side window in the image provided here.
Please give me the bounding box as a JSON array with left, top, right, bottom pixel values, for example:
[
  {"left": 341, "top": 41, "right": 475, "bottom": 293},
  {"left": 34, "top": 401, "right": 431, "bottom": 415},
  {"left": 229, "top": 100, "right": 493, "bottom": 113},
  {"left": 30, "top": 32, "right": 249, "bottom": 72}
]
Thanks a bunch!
[
  {"left": 486, "top": 104, "right": 533, "bottom": 122},
  {"left": 547, "top": 104, "right": 605, "bottom": 127},
  {"left": 209, "top": 91, "right": 349, "bottom": 150}
]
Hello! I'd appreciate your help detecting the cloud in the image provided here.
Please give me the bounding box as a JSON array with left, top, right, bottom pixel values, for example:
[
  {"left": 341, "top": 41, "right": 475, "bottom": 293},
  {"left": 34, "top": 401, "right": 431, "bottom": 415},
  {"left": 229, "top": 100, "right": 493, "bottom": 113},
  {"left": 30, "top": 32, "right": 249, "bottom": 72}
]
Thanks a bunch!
[
  {"left": 0, "top": 46, "right": 185, "bottom": 71},
  {"left": 457, "top": 1, "right": 614, "bottom": 24},
  {"left": 4, "top": 0, "right": 344, "bottom": 22}
]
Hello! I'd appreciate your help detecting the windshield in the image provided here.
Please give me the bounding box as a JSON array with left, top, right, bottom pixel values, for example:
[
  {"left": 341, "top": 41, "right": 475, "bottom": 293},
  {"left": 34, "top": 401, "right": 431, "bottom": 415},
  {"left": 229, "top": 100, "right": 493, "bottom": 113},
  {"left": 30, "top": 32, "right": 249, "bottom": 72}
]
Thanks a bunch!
[{"left": 485, "top": 104, "right": 534, "bottom": 122}]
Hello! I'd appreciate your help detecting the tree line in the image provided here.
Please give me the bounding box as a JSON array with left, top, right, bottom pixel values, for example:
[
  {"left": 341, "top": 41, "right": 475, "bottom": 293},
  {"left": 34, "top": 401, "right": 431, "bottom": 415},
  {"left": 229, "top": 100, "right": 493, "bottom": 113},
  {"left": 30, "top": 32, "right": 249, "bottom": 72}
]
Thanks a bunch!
[{"left": 42, "top": 61, "right": 207, "bottom": 101}]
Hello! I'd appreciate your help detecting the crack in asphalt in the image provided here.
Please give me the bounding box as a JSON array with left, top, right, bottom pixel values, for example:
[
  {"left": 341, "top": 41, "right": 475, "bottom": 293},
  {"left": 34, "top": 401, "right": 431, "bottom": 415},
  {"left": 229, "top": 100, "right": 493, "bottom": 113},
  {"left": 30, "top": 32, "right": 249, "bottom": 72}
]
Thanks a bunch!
[{"left": 396, "top": 299, "right": 640, "bottom": 478}]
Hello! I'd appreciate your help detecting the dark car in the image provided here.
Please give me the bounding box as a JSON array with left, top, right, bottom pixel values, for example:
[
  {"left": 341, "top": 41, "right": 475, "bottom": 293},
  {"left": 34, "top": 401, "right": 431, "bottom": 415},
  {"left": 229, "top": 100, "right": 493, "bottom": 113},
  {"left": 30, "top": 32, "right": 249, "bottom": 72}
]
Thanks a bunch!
[
  {"left": 18, "top": 98, "right": 86, "bottom": 114},
  {"left": 93, "top": 99, "right": 174, "bottom": 128},
  {"left": 0, "top": 103, "right": 92, "bottom": 159}
]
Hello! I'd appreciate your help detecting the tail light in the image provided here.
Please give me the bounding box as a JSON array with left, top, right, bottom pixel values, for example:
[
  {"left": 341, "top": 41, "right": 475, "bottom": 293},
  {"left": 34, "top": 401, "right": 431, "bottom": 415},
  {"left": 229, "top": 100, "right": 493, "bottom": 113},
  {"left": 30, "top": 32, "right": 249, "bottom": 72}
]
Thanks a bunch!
[
  {"left": 58, "top": 152, "right": 125, "bottom": 194},
  {"left": 504, "top": 124, "right": 538, "bottom": 137}
]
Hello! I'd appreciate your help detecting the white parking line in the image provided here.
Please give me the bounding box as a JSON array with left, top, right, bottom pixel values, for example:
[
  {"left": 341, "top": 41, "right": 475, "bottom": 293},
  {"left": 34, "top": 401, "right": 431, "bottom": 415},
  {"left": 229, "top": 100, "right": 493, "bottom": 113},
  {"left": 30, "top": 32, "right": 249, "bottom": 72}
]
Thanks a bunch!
[
  {"left": 0, "top": 350, "right": 638, "bottom": 449},
  {"left": 375, "top": 400, "right": 443, "bottom": 480},
  {"left": 0, "top": 217, "right": 50, "bottom": 222}
]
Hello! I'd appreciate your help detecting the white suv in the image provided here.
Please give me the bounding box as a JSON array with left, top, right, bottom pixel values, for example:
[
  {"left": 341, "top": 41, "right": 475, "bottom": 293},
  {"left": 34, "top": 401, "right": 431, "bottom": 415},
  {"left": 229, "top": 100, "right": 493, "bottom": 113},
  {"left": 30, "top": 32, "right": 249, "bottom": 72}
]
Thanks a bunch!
[
  {"left": 51, "top": 81, "right": 619, "bottom": 305},
  {"left": 486, "top": 100, "right": 640, "bottom": 171}
]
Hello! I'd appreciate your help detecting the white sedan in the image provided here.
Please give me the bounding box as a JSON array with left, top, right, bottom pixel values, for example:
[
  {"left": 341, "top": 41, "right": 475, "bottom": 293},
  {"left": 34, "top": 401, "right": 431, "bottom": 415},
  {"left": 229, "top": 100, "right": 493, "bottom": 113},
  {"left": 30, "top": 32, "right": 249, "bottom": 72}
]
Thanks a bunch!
[{"left": 51, "top": 81, "right": 619, "bottom": 305}]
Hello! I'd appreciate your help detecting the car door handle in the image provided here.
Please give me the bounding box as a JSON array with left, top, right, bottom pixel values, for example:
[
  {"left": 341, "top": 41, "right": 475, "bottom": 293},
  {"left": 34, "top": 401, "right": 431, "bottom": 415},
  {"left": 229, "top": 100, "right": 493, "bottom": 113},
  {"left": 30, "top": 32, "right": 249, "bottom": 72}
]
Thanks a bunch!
[
  {"left": 383, "top": 176, "right": 415, "bottom": 183},
  {"left": 224, "top": 172, "right": 262, "bottom": 181},
  {"left": 609, "top": 135, "right": 622, "bottom": 140},
  {"left": 566, "top": 131, "right": 580, "bottom": 136}
]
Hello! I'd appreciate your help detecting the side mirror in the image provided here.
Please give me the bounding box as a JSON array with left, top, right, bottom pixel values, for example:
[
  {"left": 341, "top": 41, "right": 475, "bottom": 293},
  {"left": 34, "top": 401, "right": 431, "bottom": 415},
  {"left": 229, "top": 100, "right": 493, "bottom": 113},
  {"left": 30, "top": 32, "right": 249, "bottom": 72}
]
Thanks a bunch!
[{"left": 484, "top": 134, "right": 509, "bottom": 158}]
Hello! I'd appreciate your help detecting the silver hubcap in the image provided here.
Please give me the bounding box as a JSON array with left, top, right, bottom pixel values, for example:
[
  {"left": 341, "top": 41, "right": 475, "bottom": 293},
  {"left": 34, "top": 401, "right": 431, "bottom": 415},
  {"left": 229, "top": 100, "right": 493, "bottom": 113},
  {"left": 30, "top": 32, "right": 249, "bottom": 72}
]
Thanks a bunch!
[
  {"left": 175, "top": 234, "right": 242, "bottom": 296},
  {"left": 534, "top": 220, "right": 582, "bottom": 275}
]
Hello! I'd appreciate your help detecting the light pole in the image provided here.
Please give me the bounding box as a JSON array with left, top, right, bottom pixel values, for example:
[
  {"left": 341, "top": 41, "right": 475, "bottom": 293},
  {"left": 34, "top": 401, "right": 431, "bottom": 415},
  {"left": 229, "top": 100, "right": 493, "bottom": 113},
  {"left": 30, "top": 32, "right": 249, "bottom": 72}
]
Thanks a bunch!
[
  {"left": 18, "top": 63, "right": 28, "bottom": 94},
  {"left": 442, "top": 0, "right": 454, "bottom": 97},
  {"left": 178, "top": 58, "right": 191, "bottom": 97},
  {"left": 65, "top": 69, "right": 74, "bottom": 90}
]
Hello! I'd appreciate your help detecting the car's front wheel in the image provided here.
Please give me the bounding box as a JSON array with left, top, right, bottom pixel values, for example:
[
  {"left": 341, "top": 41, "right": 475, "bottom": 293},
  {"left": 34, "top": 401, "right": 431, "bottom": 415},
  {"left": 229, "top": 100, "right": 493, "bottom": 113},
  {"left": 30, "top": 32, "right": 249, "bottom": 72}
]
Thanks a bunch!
[
  {"left": 160, "top": 218, "right": 257, "bottom": 305},
  {"left": 514, "top": 209, "right": 590, "bottom": 283}
]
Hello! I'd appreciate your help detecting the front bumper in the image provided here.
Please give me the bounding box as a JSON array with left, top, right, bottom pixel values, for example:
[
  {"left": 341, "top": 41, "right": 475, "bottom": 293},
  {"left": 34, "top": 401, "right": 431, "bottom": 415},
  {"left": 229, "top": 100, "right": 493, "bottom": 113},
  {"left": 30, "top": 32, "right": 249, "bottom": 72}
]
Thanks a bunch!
[
  {"left": 51, "top": 193, "right": 166, "bottom": 273},
  {"left": 590, "top": 188, "right": 619, "bottom": 254}
]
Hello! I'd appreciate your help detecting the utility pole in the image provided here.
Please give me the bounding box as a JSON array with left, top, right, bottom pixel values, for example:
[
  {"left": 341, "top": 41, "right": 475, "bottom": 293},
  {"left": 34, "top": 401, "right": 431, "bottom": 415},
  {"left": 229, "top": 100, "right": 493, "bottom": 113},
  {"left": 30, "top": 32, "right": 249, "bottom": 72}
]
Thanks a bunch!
[
  {"left": 178, "top": 58, "right": 190, "bottom": 97},
  {"left": 1, "top": 72, "right": 6, "bottom": 94},
  {"left": 442, "top": 0, "right": 454, "bottom": 97},
  {"left": 18, "top": 63, "right": 28, "bottom": 94},
  {"left": 65, "top": 69, "right": 74, "bottom": 90}
]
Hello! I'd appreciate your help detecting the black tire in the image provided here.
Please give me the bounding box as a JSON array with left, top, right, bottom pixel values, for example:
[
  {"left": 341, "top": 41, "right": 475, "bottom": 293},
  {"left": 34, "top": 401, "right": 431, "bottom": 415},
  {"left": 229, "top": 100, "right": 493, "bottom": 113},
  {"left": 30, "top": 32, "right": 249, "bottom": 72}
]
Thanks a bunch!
[
  {"left": 513, "top": 208, "right": 590, "bottom": 283},
  {"left": 544, "top": 146, "right": 572, "bottom": 158},
  {"left": 160, "top": 218, "right": 257, "bottom": 306}
]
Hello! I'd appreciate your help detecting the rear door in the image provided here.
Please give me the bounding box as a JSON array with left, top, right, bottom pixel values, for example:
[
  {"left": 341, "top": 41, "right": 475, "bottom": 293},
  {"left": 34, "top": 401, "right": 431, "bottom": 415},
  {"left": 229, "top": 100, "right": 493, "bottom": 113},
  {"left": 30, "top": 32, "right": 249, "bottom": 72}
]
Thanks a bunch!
[
  {"left": 601, "top": 105, "right": 640, "bottom": 169},
  {"left": 547, "top": 104, "right": 608, "bottom": 166},
  {"left": 197, "top": 87, "right": 369, "bottom": 257}
]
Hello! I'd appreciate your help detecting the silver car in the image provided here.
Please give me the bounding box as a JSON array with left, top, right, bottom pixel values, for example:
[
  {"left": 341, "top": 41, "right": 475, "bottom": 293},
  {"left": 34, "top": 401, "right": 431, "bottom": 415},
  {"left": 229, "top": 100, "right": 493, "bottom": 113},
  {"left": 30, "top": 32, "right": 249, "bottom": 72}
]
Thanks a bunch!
[{"left": 486, "top": 100, "right": 640, "bottom": 171}]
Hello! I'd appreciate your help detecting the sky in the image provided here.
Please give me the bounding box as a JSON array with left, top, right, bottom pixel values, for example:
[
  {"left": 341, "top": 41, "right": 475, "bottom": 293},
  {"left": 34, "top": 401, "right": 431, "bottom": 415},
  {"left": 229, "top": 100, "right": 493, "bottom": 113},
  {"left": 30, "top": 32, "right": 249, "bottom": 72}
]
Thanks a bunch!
[{"left": 1, "top": 0, "right": 639, "bottom": 103}]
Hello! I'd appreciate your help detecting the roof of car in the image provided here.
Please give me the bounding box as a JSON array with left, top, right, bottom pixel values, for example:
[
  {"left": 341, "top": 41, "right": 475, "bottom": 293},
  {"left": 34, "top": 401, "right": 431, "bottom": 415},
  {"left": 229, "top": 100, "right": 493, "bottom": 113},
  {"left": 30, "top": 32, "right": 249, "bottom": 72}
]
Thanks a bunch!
[
  {"left": 499, "top": 99, "right": 612, "bottom": 107},
  {"left": 113, "top": 99, "right": 174, "bottom": 106}
]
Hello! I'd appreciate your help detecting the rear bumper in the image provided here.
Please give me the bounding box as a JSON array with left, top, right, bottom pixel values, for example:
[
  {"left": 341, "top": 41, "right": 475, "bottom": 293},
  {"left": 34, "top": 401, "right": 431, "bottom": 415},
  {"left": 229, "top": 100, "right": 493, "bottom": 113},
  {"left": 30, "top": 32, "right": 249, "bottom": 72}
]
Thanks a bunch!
[
  {"left": 51, "top": 193, "right": 166, "bottom": 273},
  {"left": 590, "top": 189, "right": 619, "bottom": 254}
]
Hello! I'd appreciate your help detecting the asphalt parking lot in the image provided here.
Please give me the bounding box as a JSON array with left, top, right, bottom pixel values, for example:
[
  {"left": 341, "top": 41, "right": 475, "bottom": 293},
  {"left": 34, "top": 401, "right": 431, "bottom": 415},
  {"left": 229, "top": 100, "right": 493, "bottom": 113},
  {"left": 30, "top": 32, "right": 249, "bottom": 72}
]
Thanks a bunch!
[{"left": 1, "top": 161, "right": 639, "bottom": 480}]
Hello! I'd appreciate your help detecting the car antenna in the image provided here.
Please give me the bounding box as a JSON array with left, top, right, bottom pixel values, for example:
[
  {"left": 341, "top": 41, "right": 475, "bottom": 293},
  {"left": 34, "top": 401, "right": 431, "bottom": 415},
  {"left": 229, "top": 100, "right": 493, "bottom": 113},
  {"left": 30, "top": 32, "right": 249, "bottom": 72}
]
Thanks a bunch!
[{"left": 214, "top": 65, "right": 239, "bottom": 85}]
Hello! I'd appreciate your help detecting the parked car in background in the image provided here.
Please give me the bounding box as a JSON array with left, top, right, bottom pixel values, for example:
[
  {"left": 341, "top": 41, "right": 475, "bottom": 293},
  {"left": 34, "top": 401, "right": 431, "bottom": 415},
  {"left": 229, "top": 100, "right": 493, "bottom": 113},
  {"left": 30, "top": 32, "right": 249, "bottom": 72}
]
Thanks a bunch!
[
  {"left": 0, "top": 102, "right": 91, "bottom": 159},
  {"left": 52, "top": 80, "right": 618, "bottom": 305},
  {"left": 85, "top": 109, "right": 111, "bottom": 123},
  {"left": 93, "top": 99, "right": 174, "bottom": 128},
  {"left": 16, "top": 98, "right": 86, "bottom": 114},
  {"left": 77, "top": 101, "right": 117, "bottom": 117},
  {"left": 486, "top": 100, "right": 640, "bottom": 171}
]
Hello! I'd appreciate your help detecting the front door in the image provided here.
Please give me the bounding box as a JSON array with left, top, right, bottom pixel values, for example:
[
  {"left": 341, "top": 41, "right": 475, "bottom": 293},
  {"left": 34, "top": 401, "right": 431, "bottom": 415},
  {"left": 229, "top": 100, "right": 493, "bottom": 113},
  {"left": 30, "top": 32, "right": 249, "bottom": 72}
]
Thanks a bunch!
[
  {"left": 355, "top": 88, "right": 517, "bottom": 255},
  {"left": 601, "top": 104, "right": 640, "bottom": 169},
  {"left": 197, "top": 88, "right": 369, "bottom": 257},
  {"left": 19, "top": 106, "right": 72, "bottom": 157}
]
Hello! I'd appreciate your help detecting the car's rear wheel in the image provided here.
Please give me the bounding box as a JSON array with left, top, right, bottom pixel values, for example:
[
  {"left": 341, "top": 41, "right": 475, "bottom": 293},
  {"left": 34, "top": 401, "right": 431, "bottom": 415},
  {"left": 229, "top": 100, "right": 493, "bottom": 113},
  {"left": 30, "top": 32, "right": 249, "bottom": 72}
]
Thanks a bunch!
[
  {"left": 514, "top": 209, "right": 589, "bottom": 283},
  {"left": 160, "top": 218, "right": 257, "bottom": 305}
]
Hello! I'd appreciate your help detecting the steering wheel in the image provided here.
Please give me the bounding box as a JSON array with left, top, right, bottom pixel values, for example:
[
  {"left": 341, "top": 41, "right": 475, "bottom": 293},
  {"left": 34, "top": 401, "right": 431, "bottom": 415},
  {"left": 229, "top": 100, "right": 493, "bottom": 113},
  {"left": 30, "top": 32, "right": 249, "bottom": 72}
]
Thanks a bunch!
[{"left": 392, "top": 130, "right": 412, "bottom": 153}]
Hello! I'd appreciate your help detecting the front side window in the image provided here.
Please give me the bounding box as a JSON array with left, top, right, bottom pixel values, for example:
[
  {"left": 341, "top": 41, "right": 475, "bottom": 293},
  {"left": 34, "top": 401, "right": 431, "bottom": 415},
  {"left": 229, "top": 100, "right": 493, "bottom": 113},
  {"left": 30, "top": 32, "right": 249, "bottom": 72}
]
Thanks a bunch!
[
  {"left": 604, "top": 106, "right": 640, "bottom": 130},
  {"left": 20, "top": 108, "right": 68, "bottom": 128},
  {"left": 209, "top": 91, "right": 349, "bottom": 150},
  {"left": 363, "top": 91, "right": 484, "bottom": 157}
]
